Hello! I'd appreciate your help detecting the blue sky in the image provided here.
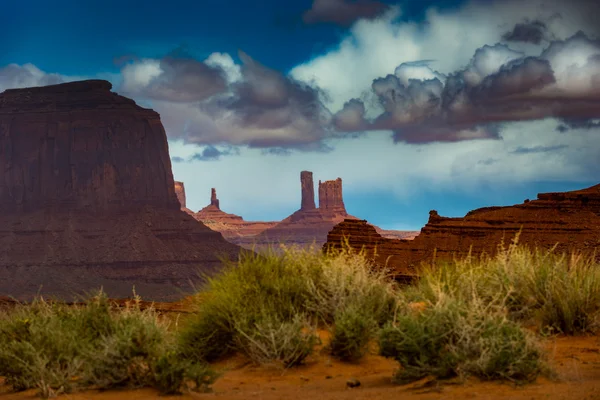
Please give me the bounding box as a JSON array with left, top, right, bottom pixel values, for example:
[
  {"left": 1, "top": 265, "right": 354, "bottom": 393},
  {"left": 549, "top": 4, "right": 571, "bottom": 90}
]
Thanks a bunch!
[{"left": 2, "top": 0, "right": 599, "bottom": 230}]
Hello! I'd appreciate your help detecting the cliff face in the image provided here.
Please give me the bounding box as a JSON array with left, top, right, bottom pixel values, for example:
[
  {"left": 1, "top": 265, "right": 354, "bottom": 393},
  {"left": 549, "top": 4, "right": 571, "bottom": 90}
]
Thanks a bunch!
[
  {"left": 300, "top": 171, "right": 316, "bottom": 211},
  {"left": 0, "top": 80, "right": 244, "bottom": 301},
  {"left": 0, "top": 80, "right": 179, "bottom": 214},
  {"left": 318, "top": 178, "right": 346, "bottom": 215},
  {"left": 324, "top": 184, "right": 600, "bottom": 278}
]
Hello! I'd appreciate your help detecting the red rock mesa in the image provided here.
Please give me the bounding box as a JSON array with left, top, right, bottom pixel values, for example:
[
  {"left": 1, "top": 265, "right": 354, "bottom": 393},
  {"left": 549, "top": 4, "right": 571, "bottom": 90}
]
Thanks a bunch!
[
  {"left": 0, "top": 80, "right": 244, "bottom": 301},
  {"left": 324, "top": 184, "right": 600, "bottom": 279},
  {"left": 189, "top": 188, "right": 277, "bottom": 239},
  {"left": 176, "top": 173, "right": 418, "bottom": 252}
]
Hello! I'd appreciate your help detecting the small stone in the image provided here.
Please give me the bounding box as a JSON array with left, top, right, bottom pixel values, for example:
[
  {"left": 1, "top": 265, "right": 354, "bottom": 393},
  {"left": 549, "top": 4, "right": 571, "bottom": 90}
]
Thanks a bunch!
[{"left": 346, "top": 378, "right": 361, "bottom": 388}]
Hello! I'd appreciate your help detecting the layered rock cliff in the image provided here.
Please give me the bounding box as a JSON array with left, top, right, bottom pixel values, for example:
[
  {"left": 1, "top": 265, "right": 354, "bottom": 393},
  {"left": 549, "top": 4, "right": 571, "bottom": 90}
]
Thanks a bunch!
[
  {"left": 318, "top": 178, "right": 346, "bottom": 216},
  {"left": 324, "top": 184, "right": 600, "bottom": 279},
  {"left": 0, "top": 80, "right": 244, "bottom": 301}
]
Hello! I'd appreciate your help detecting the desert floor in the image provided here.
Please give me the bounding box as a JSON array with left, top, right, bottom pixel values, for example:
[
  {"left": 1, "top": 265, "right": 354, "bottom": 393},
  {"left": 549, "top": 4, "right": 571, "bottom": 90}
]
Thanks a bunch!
[{"left": 1, "top": 302, "right": 600, "bottom": 400}]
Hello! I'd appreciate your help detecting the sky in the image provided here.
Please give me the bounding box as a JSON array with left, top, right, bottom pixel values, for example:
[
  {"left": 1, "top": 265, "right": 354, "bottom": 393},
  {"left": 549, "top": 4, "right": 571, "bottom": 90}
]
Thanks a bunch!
[{"left": 2, "top": 0, "right": 599, "bottom": 230}]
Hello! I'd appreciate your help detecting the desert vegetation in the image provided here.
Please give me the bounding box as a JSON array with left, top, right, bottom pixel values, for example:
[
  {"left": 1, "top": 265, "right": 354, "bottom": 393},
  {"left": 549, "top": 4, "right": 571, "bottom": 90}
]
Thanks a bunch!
[{"left": 1, "top": 236, "right": 600, "bottom": 398}]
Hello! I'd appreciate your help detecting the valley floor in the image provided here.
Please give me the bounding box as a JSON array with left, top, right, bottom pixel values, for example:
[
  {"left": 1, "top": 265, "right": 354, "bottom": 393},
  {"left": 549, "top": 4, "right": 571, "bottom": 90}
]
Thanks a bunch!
[{"left": 1, "top": 330, "right": 599, "bottom": 400}]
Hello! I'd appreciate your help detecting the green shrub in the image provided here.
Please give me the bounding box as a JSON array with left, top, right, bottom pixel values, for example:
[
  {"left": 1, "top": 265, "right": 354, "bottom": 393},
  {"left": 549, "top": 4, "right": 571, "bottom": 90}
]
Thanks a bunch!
[
  {"left": 181, "top": 241, "right": 396, "bottom": 368},
  {"left": 0, "top": 291, "right": 218, "bottom": 398},
  {"left": 329, "top": 306, "right": 376, "bottom": 362},
  {"left": 379, "top": 296, "right": 546, "bottom": 384},
  {"left": 233, "top": 312, "right": 318, "bottom": 369},
  {"left": 407, "top": 234, "right": 600, "bottom": 335}
]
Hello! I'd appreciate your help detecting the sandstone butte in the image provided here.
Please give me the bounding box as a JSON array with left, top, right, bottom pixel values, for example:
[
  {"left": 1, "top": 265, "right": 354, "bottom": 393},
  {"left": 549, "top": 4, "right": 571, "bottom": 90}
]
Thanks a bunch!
[
  {"left": 174, "top": 183, "right": 279, "bottom": 239},
  {"left": 231, "top": 171, "right": 418, "bottom": 251},
  {"left": 324, "top": 184, "right": 600, "bottom": 280},
  {"left": 0, "top": 79, "right": 245, "bottom": 302},
  {"left": 175, "top": 174, "right": 419, "bottom": 251}
]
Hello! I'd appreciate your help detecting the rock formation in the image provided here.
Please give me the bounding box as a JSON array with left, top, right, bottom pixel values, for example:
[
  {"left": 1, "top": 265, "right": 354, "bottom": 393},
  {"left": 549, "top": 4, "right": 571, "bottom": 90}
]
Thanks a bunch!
[
  {"left": 318, "top": 178, "right": 346, "bottom": 215},
  {"left": 210, "top": 188, "right": 220, "bottom": 209},
  {"left": 190, "top": 187, "right": 278, "bottom": 240},
  {"left": 300, "top": 171, "right": 316, "bottom": 210},
  {"left": 0, "top": 80, "right": 245, "bottom": 301},
  {"left": 324, "top": 184, "right": 600, "bottom": 279},
  {"left": 239, "top": 172, "right": 359, "bottom": 251},
  {"left": 174, "top": 181, "right": 194, "bottom": 215},
  {"left": 175, "top": 176, "right": 418, "bottom": 253}
]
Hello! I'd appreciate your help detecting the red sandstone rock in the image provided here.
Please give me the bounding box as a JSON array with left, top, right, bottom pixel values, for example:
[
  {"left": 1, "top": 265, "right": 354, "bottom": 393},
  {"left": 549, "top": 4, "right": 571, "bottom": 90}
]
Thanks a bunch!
[
  {"left": 324, "top": 184, "right": 600, "bottom": 278},
  {"left": 0, "top": 80, "right": 244, "bottom": 301},
  {"left": 191, "top": 188, "right": 278, "bottom": 240},
  {"left": 242, "top": 172, "right": 358, "bottom": 251},
  {"left": 301, "top": 171, "right": 316, "bottom": 210},
  {"left": 174, "top": 181, "right": 194, "bottom": 215},
  {"left": 210, "top": 188, "right": 220, "bottom": 209},
  {"left": 318, "top": 178, "right": 346, "bottom": 215}
]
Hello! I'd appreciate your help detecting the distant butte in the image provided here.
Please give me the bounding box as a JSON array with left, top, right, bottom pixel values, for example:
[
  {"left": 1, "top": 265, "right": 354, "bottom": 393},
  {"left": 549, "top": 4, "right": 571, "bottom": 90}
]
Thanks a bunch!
[
  {"left": 324, "top": 183, "right": 600, "bottom": 279},
  {"left": 179, "top": 171, "right": 418, "bottom": 252},
  {"left": 0, "top": 80, "right": 244, "bottom": 301}
]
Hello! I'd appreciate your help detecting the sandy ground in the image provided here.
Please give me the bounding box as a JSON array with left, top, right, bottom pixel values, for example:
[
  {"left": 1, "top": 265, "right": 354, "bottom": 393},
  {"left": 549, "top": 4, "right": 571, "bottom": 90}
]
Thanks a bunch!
[{"left": 1, "top": 326, "right": 600, "bottom": 400}]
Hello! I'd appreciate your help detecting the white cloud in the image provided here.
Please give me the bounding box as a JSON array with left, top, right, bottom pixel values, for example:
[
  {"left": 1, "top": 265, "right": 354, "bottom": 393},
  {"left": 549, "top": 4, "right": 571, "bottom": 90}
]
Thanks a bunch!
[{"left": 290, "top": 0, "right": 598, "bottom": 113}]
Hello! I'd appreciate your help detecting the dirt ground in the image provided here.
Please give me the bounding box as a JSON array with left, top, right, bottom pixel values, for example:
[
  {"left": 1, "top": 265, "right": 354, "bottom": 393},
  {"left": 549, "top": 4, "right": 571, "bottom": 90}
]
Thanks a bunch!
[
  {"left": 2, "top": 299, "right": 600, "bottom": 399},
  {"left": 1, "top": 327, "right": 600, "bottom": 400}
]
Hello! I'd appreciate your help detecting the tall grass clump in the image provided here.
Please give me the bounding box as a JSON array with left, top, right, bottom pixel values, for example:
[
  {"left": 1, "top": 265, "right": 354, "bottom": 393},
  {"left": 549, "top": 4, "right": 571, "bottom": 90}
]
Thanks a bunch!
[
  {"left": 0, "top": 291, "right": 218, "bottom": 398},
  {"left": 405, "top": 233, "right": 600, "bottom": 334},
  {"left": 179, "top": 240, "right": 399, "bottom": 366},
  {"left": 379, "top": 292, "right": 546, "bottom": 384}
]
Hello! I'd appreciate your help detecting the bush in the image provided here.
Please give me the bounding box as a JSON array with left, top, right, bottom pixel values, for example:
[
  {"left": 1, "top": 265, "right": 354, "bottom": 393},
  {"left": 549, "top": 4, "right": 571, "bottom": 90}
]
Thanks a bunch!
[
  {"left": 379, "top": 295, "right": 546, "bottom": 384},
  {"left": 181, "top": 241, "right": 397, "bottom": 367},
  {"left": 0, "top": 291, "right": 218, "bottom": 398},
  {"left": 407, "top": 234, "right": 600, "bottom": 335},
  {"left": 232, "top": 312, "right": 318, "bottom": 369},
  {"left": 329, "top": 306, "right": 376, "bottom": 362}
]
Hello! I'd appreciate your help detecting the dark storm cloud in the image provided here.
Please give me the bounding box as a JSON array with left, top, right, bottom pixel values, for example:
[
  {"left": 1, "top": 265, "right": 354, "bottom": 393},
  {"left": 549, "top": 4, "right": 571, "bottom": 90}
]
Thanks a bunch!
[
  {"left": 511, "top": 144, "right": 569, "bottom": 154},
  {"left": 333, "top": 32, "right": 600, "bottom": 143},
  {"left": 189, "top": 145, "right": 240, "bottom": 161},
  {"left": 121, "top": 56, "right": 228, "bottom": 102},
  {"left": 303, "top": 0, "right": 389, "bottom": 26},
  {"left": 556, "top": 118, "right": 600, "bottom": 132},
  {"left": 122, "top": 50, "right": 333, "bottom": 150},
  {"left": 502, "top": 20, "right": 549, "bottom": 44}
]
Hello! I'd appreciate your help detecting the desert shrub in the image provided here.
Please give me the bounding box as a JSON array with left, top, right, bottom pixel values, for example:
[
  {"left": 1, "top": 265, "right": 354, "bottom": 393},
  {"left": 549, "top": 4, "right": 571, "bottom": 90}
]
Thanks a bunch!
[
  {"left": 182, "top": 241, "right": 397, "bottom": 367},
  {"left": 177, "top": 304, "right": 234, "bottom": 362},
  {"left": 328, "top": 306, "right": 376, "bottom": 362},
  {"left": 232, "top": 312, "right": 318, "bottom": 369},
  {"left": 406, "top": 234, "right": 600, "bottom": 335},
  {"left": 379, "top": 295, "right": 545, "bottom": 384},
  {"left": 307, "top": 242, "right": 399, "bottom": 326},
  {"left": 0, "top": 291, "right": 218, "bottom": 398}
]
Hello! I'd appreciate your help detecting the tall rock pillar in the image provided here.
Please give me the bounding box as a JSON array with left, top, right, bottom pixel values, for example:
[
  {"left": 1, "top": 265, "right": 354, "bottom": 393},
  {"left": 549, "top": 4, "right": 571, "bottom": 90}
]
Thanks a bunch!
[
  {"left": 318, "top": 178, "right": 347, "bottom": 214},
  {"left": 300, "top": 171, "right": 316, "bottom": 210},
  {"left": 174, "top": 181, "right": 187, "bottom": 209},
  {"left": 211, "top": 188, "right": 220, "bottom": 209}
]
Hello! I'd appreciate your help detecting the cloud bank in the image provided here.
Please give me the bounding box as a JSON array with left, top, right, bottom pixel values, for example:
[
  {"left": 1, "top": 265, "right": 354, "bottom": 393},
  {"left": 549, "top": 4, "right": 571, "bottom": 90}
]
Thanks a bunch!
[{"left": 302, "top": 0, "right": 390, "bottom": 26}]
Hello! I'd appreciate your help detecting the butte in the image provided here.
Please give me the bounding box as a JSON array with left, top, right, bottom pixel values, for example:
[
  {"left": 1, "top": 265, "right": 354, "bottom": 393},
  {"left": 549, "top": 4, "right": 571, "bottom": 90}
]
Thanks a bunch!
[
  {"left": 325, "top": 184, "right": 600, "bottom": 280},
  {"left": 0, "top": 80, "right": 244, "bottom": 301}
]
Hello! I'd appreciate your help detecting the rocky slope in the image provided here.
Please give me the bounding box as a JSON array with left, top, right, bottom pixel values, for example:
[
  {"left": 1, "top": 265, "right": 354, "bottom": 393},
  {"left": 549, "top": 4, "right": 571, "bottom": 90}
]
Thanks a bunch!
[
  {"left": 0, "top": 80, "right": 244, "bottom": 301},
  {"left": 324, "top": 184, "right": 600, "bottom": 279}
]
